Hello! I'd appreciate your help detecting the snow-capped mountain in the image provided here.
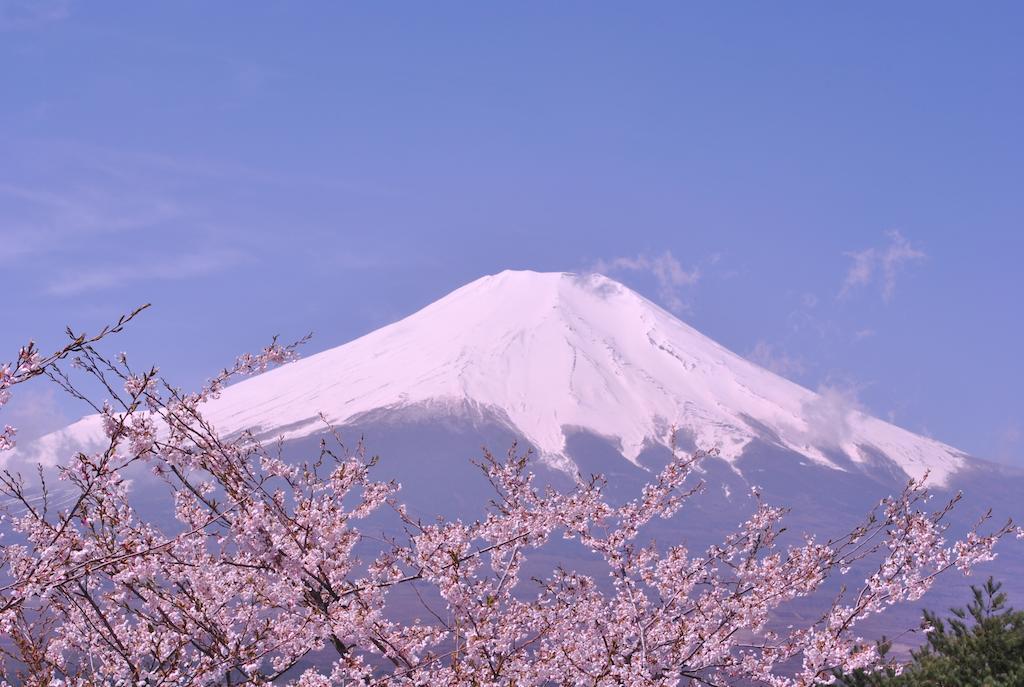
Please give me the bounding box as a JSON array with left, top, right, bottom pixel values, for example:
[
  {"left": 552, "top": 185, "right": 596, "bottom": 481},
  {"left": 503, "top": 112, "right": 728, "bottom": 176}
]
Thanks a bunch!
[
  {"left": 9, "top": 270, "right": 1019, "bottom": 646},
  {"left": 7, "top": 270, "right": 969, "bottom": 486}
]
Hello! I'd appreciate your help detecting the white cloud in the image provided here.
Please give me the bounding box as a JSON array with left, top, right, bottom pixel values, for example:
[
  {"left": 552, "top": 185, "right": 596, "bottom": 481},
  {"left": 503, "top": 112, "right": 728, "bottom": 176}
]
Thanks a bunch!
[
  {"left": 46, "top": 251, "right": 248, "bottom": 296},
  {"left": 592, "top": 251, "right": 700, "bottom": 313},
  {"left": 839, "top": 230, "right": 926, "bottom": 302},
  {"left": 800, "top": 383, "right": 866, "bottom": 449}
]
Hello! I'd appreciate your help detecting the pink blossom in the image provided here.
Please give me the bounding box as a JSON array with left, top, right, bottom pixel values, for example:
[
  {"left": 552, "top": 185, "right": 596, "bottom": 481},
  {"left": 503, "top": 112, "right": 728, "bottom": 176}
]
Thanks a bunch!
[{"left": 0, "top": 313, "right": 1017, "bottom": 686}]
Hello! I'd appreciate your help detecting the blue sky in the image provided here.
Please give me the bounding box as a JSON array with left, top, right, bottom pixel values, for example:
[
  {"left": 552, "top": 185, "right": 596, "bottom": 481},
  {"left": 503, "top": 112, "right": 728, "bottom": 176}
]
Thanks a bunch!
[{"left": 1, "top": 2, "right": 1021, "bottom": 465}]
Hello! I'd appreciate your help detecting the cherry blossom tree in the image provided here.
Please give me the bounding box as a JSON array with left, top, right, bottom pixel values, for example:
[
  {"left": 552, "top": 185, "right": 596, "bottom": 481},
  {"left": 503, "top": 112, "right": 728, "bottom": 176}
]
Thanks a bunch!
[{"left": 0, "top": 312, "right": 1019, "bottom": 686}]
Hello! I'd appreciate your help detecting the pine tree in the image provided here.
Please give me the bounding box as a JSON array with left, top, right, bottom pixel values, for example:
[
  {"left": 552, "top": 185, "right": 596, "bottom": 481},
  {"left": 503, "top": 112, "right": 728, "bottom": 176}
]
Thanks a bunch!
[{"left": 833, "top": 578, "right": 1024, "bottom": 686}]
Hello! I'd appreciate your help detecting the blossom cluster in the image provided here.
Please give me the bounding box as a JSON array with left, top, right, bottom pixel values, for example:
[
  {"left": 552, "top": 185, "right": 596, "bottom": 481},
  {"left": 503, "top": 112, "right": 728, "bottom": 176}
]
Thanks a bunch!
[
  {"left": 0, "top": 313, "right": 1019, "bottom": 686},
  {"left": 0, "top": 346, "right": 41, "bottom": 452}
]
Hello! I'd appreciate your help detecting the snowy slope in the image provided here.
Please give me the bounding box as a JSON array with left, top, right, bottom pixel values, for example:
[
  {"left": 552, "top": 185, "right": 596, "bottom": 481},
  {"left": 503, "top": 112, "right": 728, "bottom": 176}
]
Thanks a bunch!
[{"left": 6, "top": 271, "right": 968, "bottom": 484}]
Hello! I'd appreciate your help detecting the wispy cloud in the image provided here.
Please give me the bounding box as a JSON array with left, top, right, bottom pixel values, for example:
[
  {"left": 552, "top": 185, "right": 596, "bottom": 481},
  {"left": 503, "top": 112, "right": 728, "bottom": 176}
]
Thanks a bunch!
[
  {"left": 800, "top": 382, "right": 867, "bottom": 449},
  {"left": 46, "top": 251, "right": 248, "bottom": 296},
  {"left": 785, "top": 290, "right": 841, "bottom": 340},
  {"left": 995, "top": 421, "right": 1021, "bottom": 465},
  {"left": 0, "top": 0, "right": 69, "bottom": 31},
  {"left": 748, "top": 341, "right": 806, "bottom": 379},
  {"left": 0, "top": 181, "right": 181, "bottom": 259},
  {"left": 65, "top": 141, "right": 405, "bottom": 198},
  {"left": 839, "top": 230, "right": 926, "bottom": 302},
  {"left": 1, "top": 139, "right": 400, "bottom": 306},
  {"left": 592, "top": 251, "right": 700, "bottom": 313}
]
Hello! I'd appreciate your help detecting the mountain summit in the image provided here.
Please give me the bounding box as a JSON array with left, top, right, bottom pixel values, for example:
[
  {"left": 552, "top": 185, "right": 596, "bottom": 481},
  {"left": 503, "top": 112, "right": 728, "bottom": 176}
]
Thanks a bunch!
[{"left": 10, "top": 270, "right": 967, "bottom": 485}]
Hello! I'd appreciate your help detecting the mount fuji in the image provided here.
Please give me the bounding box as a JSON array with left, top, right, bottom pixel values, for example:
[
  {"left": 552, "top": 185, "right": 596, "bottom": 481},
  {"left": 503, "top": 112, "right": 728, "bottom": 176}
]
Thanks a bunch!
[
  {"left": 7, "top": 270, "right": 973, "bottom": 488},
  {"left": 7, "top": 270, "right": 1022, "bottom": 641}
]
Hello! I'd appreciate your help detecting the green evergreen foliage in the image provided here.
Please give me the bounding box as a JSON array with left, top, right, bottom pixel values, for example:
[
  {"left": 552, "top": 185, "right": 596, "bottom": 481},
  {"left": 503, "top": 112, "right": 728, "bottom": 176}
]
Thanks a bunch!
[{"left": 830, "top": 578, "right": 1024, "bottom": 686}]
